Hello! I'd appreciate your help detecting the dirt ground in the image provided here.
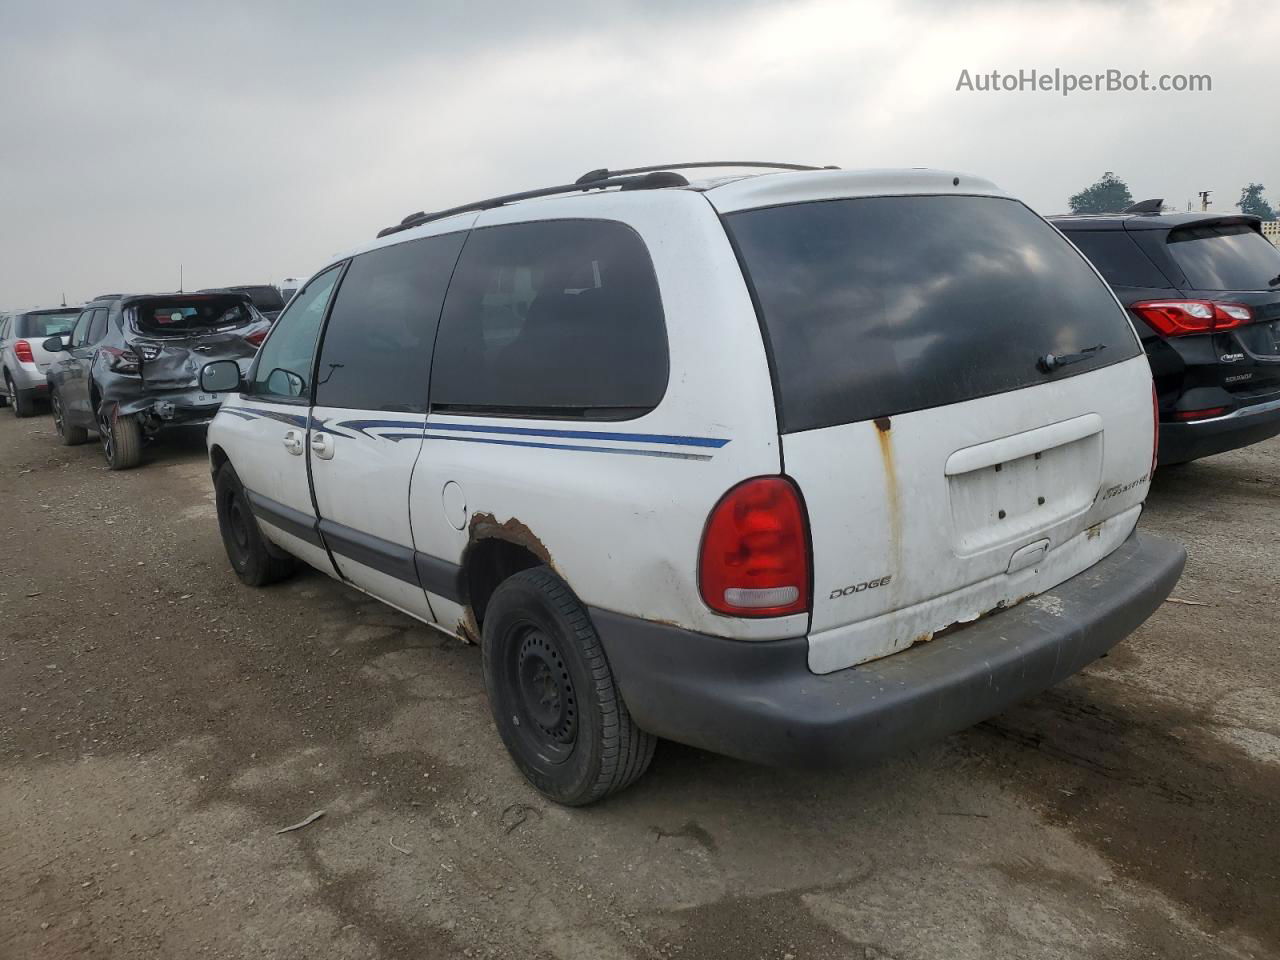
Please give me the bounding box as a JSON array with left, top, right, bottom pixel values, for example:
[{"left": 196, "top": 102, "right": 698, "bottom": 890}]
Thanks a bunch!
[{"left": 1, "top": 409, "right": 1277, "bottom": 960}]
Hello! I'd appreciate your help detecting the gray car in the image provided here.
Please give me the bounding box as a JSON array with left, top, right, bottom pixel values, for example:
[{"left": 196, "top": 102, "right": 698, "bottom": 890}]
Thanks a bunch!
[{"left": 0, "top": 307, "right": 82, "bottom": 417}]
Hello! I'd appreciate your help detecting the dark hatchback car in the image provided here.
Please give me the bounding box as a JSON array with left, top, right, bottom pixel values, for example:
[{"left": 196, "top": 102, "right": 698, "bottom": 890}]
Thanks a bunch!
[
  {"left": 1050, "top": 207, "right": 1280, "bottom": 465},
  {"left": 44, "top": 292, "right": 269, "bottom": 469},
  {"left": 200, "top": 284, "right": 287, "bottom": 321}
]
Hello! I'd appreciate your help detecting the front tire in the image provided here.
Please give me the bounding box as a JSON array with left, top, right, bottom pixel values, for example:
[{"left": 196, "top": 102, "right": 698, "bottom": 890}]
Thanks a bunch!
[
  {"left": 214, "top": 462, "right": 297, "bottom": 586},
  {"left": 98, "top": 407, "right": 142, "bottom": 469},
  {"left": 52, "top": 389, "right": 89, "bottom": 445},
  {"left": 482, "top": 566, "right": 655, "bottom": 805}
]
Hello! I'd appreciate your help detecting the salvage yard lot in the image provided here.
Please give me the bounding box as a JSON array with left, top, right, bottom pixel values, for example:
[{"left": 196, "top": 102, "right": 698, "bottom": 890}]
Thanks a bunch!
[{"left": 1, "top": 412, "right": 1277, "bottom": 960}]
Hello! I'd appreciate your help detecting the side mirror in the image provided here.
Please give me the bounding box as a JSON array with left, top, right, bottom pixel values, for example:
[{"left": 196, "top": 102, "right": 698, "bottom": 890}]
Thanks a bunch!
[
  {"left": 42, "top": 336, "right": 67, "bottom": 352},
  {"left": 200, "top": 359, "right": 243, "bottom": 393}
]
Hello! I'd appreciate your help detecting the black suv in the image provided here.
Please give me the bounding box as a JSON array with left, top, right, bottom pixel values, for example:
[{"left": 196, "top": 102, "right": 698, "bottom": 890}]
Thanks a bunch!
[
  {"left": 43, "top": 292, "right": 270, "bottom": 469},
  {"left": 1050, "top": 207, "right": 1280, "bottom": 465}
]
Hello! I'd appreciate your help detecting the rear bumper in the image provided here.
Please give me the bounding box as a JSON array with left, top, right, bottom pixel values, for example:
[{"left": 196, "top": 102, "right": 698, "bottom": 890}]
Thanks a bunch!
[
  {"left": 593, "top": 529, "right": 1185, "bottom": 768},
  {"left": 1159, "top": 396, "right": 1280, "bottom": 465}
]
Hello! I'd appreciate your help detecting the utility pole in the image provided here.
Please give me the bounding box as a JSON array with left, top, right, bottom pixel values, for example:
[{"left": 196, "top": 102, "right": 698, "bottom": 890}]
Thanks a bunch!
[{"left": 1198, "top": 190, "right": 1212, "bottom": 211}]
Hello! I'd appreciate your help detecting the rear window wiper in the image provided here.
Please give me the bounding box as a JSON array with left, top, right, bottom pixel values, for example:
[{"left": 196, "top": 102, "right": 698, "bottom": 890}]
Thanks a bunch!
[{"left": 1038, "top": 343, "right": 1106, "bottom": 373}]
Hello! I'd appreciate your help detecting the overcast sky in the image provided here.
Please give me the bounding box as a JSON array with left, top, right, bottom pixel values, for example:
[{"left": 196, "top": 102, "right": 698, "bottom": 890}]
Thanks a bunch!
[{"left": 1, "top": 0, "right": 1276, "bottom": 308}]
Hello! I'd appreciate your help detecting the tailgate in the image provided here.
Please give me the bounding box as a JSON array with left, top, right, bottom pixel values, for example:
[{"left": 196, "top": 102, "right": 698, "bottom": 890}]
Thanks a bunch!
[{"left": 787, "top": 357, "right": 1153, "bottom": 672}]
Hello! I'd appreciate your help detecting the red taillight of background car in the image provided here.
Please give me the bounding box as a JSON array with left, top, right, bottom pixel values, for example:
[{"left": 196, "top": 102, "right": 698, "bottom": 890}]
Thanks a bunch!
[
  {"left": 1170, "top": 407, "right": 1229, "bottom": 422},
  {"left": 699, "top": 476, "right": 810, "bottom": 617},
  {"left": 1130, "top": 300, "right": 1254, "bottom": 336},
  {"left": 245, "top": 329, "right": 268, "bottom": 347},
  {"left": 100, "top": 345, "right": 140, "bottom": 374},
  {"left": 14, "top": 339, "right": 34, "bottom": 363}
]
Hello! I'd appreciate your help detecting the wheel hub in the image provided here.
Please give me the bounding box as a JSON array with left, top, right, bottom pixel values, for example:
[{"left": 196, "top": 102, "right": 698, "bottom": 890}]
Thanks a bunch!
[{"left": 516, "top": 630, "right": 576, "bottom": 744}]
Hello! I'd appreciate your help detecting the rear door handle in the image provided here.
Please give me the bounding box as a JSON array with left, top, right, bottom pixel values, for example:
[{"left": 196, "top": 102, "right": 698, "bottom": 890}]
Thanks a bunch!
[
  {"left": 310, "top": 432, "right": 335, "bottom": 460},
  {"left": 282, "top": 429, "right": 304, "bottom": 456}
]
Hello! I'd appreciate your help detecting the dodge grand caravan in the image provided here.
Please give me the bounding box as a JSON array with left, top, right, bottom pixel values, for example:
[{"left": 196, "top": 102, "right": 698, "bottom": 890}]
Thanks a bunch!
[{"left": 200, "top": 163, "right": 1186, "bottom": 804}]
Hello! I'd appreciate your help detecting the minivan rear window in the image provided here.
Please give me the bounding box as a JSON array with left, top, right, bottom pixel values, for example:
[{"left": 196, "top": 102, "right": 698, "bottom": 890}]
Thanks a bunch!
[
  {"left": 1166, "top": 223, "right": 1280, "bottom": 291},
  {"left": 132, "top": 296, "right": 255, "bottom": 335},
  {"left": 16, "top": 311, "right": 79, "bottom": 338},
  {"left": 726, "top": 195, "right": 1141, "bottom": 433}
]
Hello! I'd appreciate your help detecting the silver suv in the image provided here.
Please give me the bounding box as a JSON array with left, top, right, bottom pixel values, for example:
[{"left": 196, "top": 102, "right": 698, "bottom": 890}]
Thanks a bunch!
[{"left": 0, "top": 307, "right": 82, "bottom": 417}]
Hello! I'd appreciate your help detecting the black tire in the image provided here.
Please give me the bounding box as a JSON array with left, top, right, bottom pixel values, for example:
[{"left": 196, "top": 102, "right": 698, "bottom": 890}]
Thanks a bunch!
[
  {"left": 7, "top": 375, "right": 35, "bottom": 418},
  {"left": 481, "top": 566, "right": 655, "bottom": 805},
  {"left": 98, "top": 407, "right": 142, "bottom": 470},
  {"left": 214, "top": 462, "right": 298, "bottom": 586},
  {"left": 51, "top": 389, "right": 88, "bottom": 445}
]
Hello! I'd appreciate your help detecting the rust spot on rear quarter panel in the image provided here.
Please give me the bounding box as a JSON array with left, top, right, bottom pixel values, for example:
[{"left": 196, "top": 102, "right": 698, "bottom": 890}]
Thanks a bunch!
[
  {"left": 455, "top": 608, "right": 480, "bottom": 646},
  {"left": 467, "top": 511, "right": 554, "bottom": 568}
]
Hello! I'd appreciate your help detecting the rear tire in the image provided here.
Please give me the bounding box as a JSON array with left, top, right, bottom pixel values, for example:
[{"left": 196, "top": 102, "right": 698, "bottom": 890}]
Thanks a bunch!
[
  {"left": 99, "top": 407, "right": 142, "bottom": 469},
  {"left": 481, "top": 566, "right": 656, "bottom": 806},
  {"left": 52, "top": 389, "right": 88, "bottom": 445},
  {"left": 7, "top": 375, "right": 34, "bottom": 418},
  {"left": 214, "top": 462, "right": 298, "bottom": 586}
]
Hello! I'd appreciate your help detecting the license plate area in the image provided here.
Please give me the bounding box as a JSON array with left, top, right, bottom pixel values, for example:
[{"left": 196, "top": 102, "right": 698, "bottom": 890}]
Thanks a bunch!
[{"left": 945, "top": 417, "right": 1103, "bottom": 557}]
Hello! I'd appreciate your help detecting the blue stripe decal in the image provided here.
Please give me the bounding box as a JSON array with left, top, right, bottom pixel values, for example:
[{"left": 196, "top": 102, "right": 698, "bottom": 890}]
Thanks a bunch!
[
  {"left": 218, "top": 408, "right": 258, "bottom": 421},
  {"left": 422, "top": 421, "right": 729, "bottom": 448},
  {"left": 421, "top": 433, "right": 712, "bottom": 461},
  {"left": 225, "top": 409, "right": 724, "bottom": 455}
]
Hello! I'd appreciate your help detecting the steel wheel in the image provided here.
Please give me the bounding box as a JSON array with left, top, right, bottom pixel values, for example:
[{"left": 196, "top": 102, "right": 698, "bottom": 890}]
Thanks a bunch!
[{"left": 509, "top": 622, "right": 578, "bottom": 762}]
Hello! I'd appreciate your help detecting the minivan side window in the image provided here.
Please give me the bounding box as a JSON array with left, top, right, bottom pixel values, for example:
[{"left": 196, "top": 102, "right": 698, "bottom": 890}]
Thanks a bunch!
[
  {"left": 248, "top": 265, "right": 344, "bottom": 401},
  {"left": 314, "top": 231, "right": 466, "bottom": 412},
  {"left": 430, "top": 219, "right": 668, "bottom": 418}
]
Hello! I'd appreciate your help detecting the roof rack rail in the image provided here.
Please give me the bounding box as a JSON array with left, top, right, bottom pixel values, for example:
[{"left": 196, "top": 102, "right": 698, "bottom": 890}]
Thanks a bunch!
[
  {"left": 1122, "top": 198, "right": 1164, "bottom": 214},
  {"left": 376, "top": 170, "right": 689, "bottom": 238},
  {"left": 575, "top": 161, "right": 837, "bottom": 184}
]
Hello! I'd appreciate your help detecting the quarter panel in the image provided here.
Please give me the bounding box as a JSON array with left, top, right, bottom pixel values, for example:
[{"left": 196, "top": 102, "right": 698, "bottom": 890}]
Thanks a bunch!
[{"left": 409, "top": 192, "right": 799, "bottom": 640}]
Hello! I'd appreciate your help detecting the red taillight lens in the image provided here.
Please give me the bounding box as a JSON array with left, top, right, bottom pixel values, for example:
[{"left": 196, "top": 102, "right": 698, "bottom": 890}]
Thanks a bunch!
[
  {"left": 1170, "top": 406, "right": 1228, "bottom": 422},
  {"left": 14, "top": 339, "right": 34, "bottom": 363},
  {"left": 245, "top": 329, "right": 268, "bottom": 347},
  {"left": 699, "top": 476, "right": 810, "bottom": 617},
  {"left": 100, "top": 345, "right": 140, "bottom": 374},
  {"left": 1131, "top": 300, "right": 1253, "bottom": 336}
]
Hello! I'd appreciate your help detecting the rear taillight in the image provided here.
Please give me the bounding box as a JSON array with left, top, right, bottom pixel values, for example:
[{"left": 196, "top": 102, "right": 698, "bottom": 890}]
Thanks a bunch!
[
  {"left": 699, "top": 476, "right": 810, "bottom": 617},
  {"left": 1130, "top": 300, "right": 1254, "bottom": 336},
  {"left": 245, "top": 329, "right": 268, "bottom": 347},
  {"left": 101, "top": 345, "right": 140, "bottom": 374},
  {"left": 14, "top": 339, "right": 34, "bottom": 363}
]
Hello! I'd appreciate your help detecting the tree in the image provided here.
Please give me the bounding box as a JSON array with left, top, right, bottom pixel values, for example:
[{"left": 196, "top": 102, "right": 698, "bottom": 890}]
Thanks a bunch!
[
  {"left": 1068, "top": 172, "right": 1135, "bottom": 214},
  {"left": 1236, "top": 183, "right": 1277, "bottom": 221}
]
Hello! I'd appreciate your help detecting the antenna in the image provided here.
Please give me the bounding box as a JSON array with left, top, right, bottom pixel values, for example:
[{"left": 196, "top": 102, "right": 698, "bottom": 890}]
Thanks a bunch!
[
  {"left": 179, "top": 264, "right": 184, "bottom": 293},
  {"left": 61, "top": 291, "right": 67, "bottom": 307}
]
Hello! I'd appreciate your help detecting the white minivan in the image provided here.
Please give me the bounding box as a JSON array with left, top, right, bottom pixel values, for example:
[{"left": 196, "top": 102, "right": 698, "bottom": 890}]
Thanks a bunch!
[{"left": 201, "top": 163, "right": 1186, "bottom": 805}]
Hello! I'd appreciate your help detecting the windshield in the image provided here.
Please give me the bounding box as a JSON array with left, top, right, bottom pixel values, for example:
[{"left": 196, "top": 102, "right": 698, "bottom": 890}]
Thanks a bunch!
[
  {"left": 133, "top": 296, "right": 255, "bottom": 335},
  {"left": 17, "top": 311, "right": 80, "bottom": 338},
  {"left": 1166, "top": 224, "right": 1280, "bottom": 291},
  {"left": 726, "top": 195, "right": 1141, "bottom": 433}
]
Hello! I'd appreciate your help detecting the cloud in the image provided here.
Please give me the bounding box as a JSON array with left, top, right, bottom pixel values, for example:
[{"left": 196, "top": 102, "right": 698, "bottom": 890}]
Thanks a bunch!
[{"left": 0, "top": 0, "right": 1276, "bottom": 307}]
